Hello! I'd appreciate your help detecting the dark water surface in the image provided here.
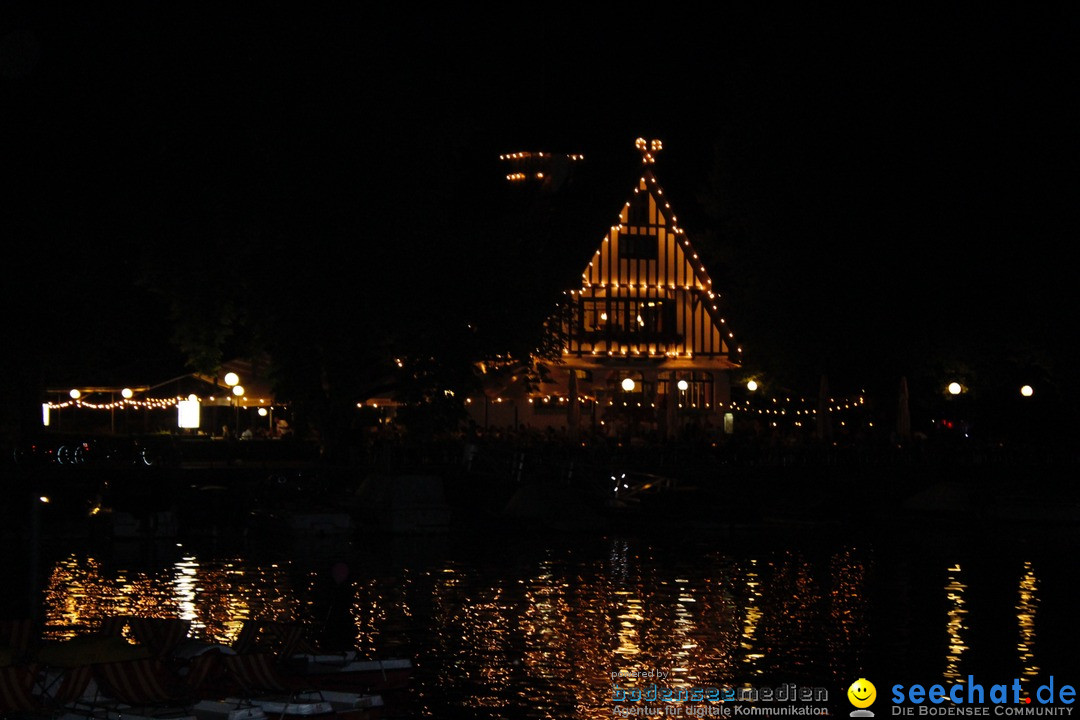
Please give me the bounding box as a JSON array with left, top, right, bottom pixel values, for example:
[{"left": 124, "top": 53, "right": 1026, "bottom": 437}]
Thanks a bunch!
[{"left": 16, "top": 507, "right": 1079, "bottom": 718}]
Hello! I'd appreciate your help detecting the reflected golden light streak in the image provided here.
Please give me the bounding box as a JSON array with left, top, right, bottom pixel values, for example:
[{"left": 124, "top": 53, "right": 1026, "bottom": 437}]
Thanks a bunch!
[
  {"left": 669, "top": 577, "right": 698, "bottom": 687},
  {"left": 944, "top": 564, "right": 969, "bottom": 684},
  {"left": 615, "top": 593, "right": 644, "bottom": 657},
  {"left": 172, "top": 557, "right": 199, "bottom": 626},
  {"left": 740, "top": 560, "right": 765, "bottom": 674},
  {"left": 1017, "top": 561, "right": 1039, "bottom": 694}
]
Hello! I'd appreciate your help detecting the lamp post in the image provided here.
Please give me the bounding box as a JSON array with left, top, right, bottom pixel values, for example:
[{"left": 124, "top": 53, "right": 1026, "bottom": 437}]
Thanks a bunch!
[
  {"left": 676, "top": 378, "right": 689, "bottom": 411},
  {"left": 259, "top": 406, "right": 273, "bottom": 435},
  {"left": 120, "top": 388, "right": 133, "bottom": 435},
  {"left": 224, "top": 373, "right": 241, "bottom": 436},
  {"left": 232, "top": 385, "right": 244, "bottom": 433}
]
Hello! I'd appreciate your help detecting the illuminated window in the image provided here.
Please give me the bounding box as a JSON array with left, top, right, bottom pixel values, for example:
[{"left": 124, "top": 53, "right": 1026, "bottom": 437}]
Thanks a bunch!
[
  {"left": 659, "top": 371, "right": 714, "bottom": 409},
  {"left": 581, "top": 299, "right": 672, "bottom": 337}
]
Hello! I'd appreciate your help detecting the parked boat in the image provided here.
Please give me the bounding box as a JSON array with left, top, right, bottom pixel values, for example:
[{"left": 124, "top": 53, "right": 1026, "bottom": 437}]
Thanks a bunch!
[{"left": 19, "top": 617, "right": 400, "bottom": 720}]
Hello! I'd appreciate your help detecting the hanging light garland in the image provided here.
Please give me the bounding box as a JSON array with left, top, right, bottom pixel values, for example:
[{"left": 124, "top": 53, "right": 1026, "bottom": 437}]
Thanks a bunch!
[
  {"left": 719, "top": 395, "right": 867, "bottom": 416},
  {"left": 46, "top": 397, "right": 184, "bottom": 411},
  {"left": 471, "top": 393, "right": 866, "bottom": 417},
  {"left": 46, "top": 396, "right": 279, "bottom": 411}
]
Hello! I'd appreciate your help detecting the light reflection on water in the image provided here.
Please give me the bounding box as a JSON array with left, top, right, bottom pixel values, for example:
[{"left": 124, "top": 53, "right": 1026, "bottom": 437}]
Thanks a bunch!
[
  {"left": 35, "top": 528, "right": 1072, "bottom": 719},
  {"left": 42, "top": 553, "right": 303, "bottom": 645},
  {"left": 1016, "top": 561, "right": 1040, "bottom": 696},
  {"left": 739, "top": 559, "right": 764, "bottom": 675},
  {"left": 943, "top": 563, "right": 968, "bottom": 684}
]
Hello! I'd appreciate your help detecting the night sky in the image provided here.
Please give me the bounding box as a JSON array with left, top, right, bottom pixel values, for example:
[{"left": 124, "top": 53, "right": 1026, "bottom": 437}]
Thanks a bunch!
[{"left": 3, "top": 7, "right": 1077, "bottom": 410}]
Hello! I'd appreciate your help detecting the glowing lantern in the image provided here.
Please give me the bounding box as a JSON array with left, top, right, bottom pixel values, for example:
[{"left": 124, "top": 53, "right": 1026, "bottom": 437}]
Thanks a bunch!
[{"left": 177, "top": 396, "right": 201, "bottom": 429}]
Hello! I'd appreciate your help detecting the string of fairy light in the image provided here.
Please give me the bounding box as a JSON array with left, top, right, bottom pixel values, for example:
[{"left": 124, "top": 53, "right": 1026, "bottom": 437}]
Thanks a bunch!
[
  {"left": 499, "top": 151, "right": 585, "bottom": 182},
  {"left": 466, "top": 393, "right": 868, "bottom": 415},
  {"left": 46, "top": 393, "right": 275, "bottom": 411},
  {"left": 46, "top": 397, "right": 183, "bottom": 411}
]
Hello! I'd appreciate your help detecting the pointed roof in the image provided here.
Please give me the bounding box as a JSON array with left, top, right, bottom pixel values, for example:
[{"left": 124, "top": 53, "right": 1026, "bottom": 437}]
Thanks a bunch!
[{"left": 565, "top": 138, "right": 741, "bottom": 363}]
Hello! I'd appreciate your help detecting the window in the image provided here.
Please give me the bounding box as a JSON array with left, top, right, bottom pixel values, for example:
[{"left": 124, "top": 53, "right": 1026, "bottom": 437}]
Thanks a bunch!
[
  {"left": 582, "top": 299, "right": 669, "bottom": 334},
  {"left": 659, "top": 371, "right": 714, "bottom": 410},
  {"left": 619, "top": 234, "right": 658, "bottom": 260}
]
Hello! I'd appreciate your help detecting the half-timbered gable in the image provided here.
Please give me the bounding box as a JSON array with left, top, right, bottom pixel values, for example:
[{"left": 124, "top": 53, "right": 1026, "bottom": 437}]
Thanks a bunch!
[
  {"left": 473, "top": 139, "right": 740, "bottom": 438},
  {"left": 569, "top": 172, "right": 736, "bottom": 362}
]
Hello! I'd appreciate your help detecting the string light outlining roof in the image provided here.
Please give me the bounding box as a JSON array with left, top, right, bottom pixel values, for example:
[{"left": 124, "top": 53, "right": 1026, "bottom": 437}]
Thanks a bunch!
[{"left": 572, "top": 138, "right": 743, "bottom": 359}]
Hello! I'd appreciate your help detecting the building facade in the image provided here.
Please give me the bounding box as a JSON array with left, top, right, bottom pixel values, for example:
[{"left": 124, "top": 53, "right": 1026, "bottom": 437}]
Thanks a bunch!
[{"left": 472, "top": 139, "right": 741, "bottom": 439}]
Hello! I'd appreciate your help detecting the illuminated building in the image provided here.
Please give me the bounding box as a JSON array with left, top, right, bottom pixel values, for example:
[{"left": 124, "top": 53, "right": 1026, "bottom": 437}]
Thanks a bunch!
[{"left": 474, "top": 139, "right": 740, "bottom": 437}]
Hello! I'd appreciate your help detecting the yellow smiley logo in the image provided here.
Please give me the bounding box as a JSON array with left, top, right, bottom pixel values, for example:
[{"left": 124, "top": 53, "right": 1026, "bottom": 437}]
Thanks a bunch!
[{"left": 848, "top": 678, "right": 876, "bottom": 708}]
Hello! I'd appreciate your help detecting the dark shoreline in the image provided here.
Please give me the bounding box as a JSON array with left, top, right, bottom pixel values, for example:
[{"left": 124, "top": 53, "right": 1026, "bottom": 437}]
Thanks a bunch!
[{"left": 4, "top": 443, "right": 1077, "bottom": 546}]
